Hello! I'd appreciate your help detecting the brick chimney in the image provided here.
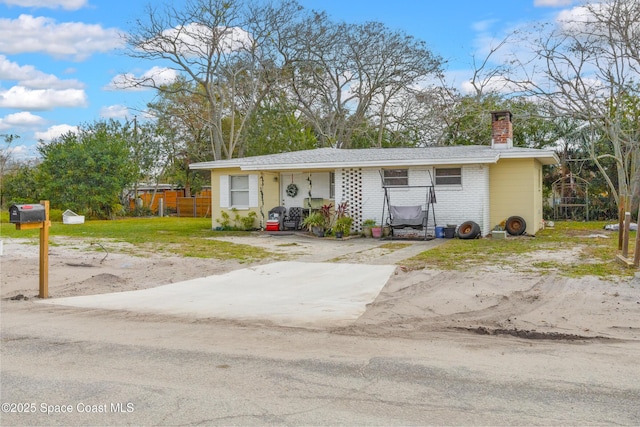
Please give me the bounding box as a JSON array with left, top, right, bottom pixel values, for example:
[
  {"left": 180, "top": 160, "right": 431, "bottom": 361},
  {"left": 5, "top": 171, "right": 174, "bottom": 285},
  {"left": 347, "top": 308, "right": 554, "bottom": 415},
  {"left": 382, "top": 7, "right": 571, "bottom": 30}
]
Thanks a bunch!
[{"left": 491, "top": 111, "right": 513, "bottom": 149}]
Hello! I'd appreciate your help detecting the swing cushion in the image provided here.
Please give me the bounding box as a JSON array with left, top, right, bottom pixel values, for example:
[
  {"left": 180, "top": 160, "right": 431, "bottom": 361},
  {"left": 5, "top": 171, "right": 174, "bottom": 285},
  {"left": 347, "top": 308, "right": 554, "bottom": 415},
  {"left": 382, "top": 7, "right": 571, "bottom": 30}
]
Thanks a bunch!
[{"left": 389, "top": 205, "right": 426, "bottom": 228}]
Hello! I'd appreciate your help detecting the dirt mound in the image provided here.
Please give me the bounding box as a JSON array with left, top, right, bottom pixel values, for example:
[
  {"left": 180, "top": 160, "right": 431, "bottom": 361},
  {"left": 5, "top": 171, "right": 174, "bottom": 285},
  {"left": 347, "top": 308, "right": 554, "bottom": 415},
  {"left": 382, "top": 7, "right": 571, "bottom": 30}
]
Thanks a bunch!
[
  {"left": 81, "top": 273, "right": 125, "bottom": 287},
  {"left": 338, "top": 268, "right": 640, "bottom": 341}
]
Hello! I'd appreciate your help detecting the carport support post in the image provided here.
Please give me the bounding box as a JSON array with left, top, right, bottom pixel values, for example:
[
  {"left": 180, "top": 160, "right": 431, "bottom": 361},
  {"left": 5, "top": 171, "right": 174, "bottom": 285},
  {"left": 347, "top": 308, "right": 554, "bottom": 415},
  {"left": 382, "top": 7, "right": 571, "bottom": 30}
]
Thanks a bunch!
[{"left": 39, "top": 200, "right": 50, "bottom": 299}]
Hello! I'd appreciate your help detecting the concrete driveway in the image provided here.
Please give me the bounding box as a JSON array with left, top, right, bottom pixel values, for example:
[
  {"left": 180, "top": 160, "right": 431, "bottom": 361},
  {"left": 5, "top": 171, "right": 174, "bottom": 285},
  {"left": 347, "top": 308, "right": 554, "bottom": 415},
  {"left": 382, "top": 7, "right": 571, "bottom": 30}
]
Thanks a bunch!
[{"left": 38, "top": 261, "right": 397, "bottom": 328}]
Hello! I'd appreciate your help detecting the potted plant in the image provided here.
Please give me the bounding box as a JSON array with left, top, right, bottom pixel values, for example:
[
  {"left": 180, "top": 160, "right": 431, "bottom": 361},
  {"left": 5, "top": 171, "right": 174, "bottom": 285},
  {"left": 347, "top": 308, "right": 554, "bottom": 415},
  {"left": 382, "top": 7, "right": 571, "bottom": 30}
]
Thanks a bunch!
[
  {"left": 362, "top": 219, "right": 376, "bottom": 237},
  {"left": 302, "top": 211, "right": 326, "bottom": 237},
  {"left": 334, "top": 216, "right": 353, "bottom": 239},
  {"left": 371, "top": 224, "right": 383, "bottom": 238}
]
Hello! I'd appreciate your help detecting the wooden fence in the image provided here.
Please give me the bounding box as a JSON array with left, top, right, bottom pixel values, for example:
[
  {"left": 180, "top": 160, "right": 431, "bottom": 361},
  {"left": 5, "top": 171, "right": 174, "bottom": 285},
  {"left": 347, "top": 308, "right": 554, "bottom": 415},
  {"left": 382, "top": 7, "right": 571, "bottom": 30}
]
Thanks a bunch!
[
  {"left": 177, "top": 197, "right": 211, "bottom": 218},
  {"left": 129, "top": 190, "right": 183, "bottom": 213},
  {"left": 129, "top": 189, "right": 212, "bottom": 217}
]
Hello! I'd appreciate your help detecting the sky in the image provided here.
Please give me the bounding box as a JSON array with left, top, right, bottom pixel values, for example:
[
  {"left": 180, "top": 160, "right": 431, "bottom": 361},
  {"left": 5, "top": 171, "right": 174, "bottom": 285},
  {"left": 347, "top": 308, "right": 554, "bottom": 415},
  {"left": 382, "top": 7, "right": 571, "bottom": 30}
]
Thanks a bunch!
[{"left": 0, "top": 0, "right": 582, "bottom": 159}]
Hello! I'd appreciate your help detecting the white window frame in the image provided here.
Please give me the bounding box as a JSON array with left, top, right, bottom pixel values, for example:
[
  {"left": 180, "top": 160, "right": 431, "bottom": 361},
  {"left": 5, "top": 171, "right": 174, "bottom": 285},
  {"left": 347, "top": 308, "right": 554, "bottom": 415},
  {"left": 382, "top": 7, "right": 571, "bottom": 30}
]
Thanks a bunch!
[
  {"left": 383, "top": 169, "right": 409, "bottom": 187},
  {"left": 435, "top": 167, "right": 462, "bottom": 186},
  {"left": 229, "top": 175, "right": 250, "bottom": 208}
]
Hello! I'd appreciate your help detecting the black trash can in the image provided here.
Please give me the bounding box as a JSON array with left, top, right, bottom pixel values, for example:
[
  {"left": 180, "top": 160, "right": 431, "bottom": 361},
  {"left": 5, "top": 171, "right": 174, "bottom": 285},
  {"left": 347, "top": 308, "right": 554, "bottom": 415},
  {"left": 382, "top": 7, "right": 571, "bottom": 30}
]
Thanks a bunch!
[{"left": 443, "top": 226, "right": 456, "bottom": 238}]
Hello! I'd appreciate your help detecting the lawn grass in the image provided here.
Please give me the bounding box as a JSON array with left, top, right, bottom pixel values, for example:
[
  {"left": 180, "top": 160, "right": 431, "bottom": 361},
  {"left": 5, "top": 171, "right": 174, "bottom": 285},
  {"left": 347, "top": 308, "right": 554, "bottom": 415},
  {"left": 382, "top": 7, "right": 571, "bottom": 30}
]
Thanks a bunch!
[
  {"left": 1, "top": 215, "right": 636, "bottom": 277},
  {"left": 0, "top": 216, "right": 278, "bottom": 263},
  {"left": 404, "top": 220, "right": 637, "bottom": 279}
]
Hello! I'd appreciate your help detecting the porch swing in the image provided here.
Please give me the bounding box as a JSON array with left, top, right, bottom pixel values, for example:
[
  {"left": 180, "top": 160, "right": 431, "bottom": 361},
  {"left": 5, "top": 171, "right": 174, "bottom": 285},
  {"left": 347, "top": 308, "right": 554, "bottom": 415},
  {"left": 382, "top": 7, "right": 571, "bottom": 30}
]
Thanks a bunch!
[{"left": 379, "top": 170, "right": 437, "bottom": 240}]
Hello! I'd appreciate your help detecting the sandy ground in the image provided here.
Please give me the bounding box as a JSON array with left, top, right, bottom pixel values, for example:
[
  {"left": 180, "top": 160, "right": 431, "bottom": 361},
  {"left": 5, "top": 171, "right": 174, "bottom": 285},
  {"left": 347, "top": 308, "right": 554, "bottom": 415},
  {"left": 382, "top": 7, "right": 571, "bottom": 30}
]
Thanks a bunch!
[
  {"left": 1, "top": 233, "right": 639, "bottom": 341},
  {"left": 2, "top": 233, "right": 640, "bottom": 425}
]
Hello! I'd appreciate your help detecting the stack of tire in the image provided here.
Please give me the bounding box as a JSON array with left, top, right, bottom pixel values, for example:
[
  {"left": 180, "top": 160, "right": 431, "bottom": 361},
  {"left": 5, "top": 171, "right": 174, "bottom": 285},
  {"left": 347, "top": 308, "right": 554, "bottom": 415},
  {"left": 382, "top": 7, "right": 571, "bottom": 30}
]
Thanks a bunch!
[{"left": 456, "top": 216, "right": 526, "bottom": 240}]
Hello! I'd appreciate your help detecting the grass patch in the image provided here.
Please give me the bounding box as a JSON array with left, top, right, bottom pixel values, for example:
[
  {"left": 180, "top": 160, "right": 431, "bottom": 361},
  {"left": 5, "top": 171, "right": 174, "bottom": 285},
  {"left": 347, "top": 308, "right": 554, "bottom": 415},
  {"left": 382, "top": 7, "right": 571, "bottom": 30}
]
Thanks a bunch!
[
  {"left": 404, "top": 221, "right": 636, "bottom": 279},
  {"left": 1, "top": 215, "right": 636, "bottom": 277},
  {"left": 0, "top": 217, "right": 276, "bottom": 262}
]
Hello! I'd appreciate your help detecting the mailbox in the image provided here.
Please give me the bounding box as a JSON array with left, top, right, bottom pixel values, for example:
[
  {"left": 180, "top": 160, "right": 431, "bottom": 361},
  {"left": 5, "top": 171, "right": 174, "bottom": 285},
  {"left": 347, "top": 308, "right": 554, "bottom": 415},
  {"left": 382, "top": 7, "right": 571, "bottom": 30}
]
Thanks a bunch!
[{"left": 9, "top": 204, "right": 46, "bottom": 224}]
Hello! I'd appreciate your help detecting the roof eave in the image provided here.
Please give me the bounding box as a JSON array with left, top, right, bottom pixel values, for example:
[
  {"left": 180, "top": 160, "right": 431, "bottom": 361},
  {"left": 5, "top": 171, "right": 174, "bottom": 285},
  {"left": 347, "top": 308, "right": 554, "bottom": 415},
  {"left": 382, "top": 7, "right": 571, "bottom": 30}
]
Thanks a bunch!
[
  {"left": 192, "top": 156, "right": 501, "bottom": 171},
  {"left": 498, "top": 151, "right": 560, "bottom": 165}
]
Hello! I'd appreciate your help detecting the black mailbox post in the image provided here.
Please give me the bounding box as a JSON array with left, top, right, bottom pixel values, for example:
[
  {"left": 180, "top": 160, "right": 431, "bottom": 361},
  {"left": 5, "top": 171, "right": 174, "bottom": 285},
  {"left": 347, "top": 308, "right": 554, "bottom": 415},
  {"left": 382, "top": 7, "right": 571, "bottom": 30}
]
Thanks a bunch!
[
  {"left": 9, "top": 204, "right": 46, "bottom": 224},
  {"left": 9, "top": 201, "right": 50, "bottom": 298}
]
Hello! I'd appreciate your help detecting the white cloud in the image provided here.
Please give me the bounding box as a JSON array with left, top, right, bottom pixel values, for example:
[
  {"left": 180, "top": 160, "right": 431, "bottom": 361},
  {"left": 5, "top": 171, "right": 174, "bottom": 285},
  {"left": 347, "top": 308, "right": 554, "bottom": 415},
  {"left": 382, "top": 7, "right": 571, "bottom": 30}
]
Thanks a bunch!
[
  {"left": 534, "top": 0, "right": 574, "bottom": 7},
  {"left": 100, "top": 104, "right": 129, "bottom": 119},
  {"left": 554, "top": 3, "right": 628, "bottom": 48},
  {"left": 0, "top": 55, "right": 84, "bottom": 89},
  {"left": 0, "top": 86, "right": 87, "bottom": 110},
  {"left": 0, "top": 14, "right": 123, "bottom": 61},
  {"left": 5, "top": 144, "right": 31, "bottom": 157},
  {"left": 0, "top": 0, "right": 88, "bottom": 10},
  {"left": 0, "top": 111, "right": 46, "bottom": 130},
  {"left": 472, "top": 19, "right": 498, "bottom": 33},
  {"left": 34, "top": 124, "right": 78, "bottom": 142},
  {"left": 106, "top": 66, "right": 178, "bottom": 91},
  {"left": 141, "top": 24, "right": 252, "bottom": 58},
  {"left": 459, "top": 75, "right": 522, "bottom": 95},
  {"left": 555, "top": 4, "right": 599, "bottom": 33}
]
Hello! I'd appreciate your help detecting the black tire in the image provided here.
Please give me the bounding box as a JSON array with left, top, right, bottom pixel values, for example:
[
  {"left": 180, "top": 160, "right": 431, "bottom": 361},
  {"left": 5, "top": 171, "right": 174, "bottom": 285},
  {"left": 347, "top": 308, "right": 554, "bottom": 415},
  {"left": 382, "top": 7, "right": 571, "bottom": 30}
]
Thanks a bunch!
[
  {"left": 457, "top": 221, "right": 481, "bottom": 239},
  {"left": 505, "top": 216, "right": 526, "bottom": 235}
]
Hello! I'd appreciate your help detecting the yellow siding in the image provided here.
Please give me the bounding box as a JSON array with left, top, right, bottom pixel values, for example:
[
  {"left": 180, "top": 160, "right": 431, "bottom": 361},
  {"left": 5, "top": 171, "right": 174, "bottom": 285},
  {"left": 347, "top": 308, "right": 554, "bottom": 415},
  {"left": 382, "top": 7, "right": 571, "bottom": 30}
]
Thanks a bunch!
[
  {"left": 489, "top": 158, "right": 545, "bottom": 234},
  {"left": 209, "top": 168, "right": 280, "bottom": 229}
]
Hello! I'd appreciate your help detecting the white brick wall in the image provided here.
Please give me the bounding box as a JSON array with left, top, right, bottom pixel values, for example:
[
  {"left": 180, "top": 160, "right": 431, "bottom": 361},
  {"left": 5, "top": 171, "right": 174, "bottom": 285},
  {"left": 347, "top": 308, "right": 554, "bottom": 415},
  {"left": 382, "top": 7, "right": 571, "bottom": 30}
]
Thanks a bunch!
[
  {"left": 280, "top": 165, "right": 492, "bottom": 236},
  {"left": 432, "top": 165, "right": 490, "bottom": 236},
  {"left": 356, "top": 165, "right": 491, "bottom": 236},
  {"left": 360, "top": 169, "right": 387, "bottom": 226}
]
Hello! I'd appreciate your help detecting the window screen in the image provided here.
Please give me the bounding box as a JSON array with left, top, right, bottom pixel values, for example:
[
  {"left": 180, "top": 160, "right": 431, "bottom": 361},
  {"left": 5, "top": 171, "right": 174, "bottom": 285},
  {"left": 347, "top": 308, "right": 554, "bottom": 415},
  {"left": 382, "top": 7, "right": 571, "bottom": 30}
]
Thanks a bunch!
[
  {"left": 383, "top": 169, "right": 408, "bottom": 186},
  {"left": 435, "top": 168, "right": 462, "bottom": 185}
]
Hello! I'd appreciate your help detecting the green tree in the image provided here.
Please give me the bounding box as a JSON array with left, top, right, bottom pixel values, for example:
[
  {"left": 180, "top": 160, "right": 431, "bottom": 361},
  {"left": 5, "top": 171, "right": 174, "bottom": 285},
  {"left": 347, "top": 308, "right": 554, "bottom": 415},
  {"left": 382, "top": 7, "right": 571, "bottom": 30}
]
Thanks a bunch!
[
  {"left": 439, "top": 94, "right": 562, "bottom": 148},
  {"left": 243, "top": 96, "right": 317, "bottom": 156},
  {"left": 37, "top": 120, "right": 137, "bottom": 218},
  {"left": 1, "top": 161, "right": 40, "bottom": 206}
]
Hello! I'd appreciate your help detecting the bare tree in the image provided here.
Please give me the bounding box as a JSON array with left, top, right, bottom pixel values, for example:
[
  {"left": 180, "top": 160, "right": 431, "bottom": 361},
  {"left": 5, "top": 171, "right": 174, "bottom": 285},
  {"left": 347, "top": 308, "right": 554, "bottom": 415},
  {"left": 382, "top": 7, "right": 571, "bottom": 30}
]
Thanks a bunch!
[
  {"left": 504, "top": 0, "right": 640, "bottom": 212},
  {"left": 277, "top": 12, "right": 443, "bottom": 148},
  {"left": 122, "top": 0, "right": 295, "bottom": 160}
]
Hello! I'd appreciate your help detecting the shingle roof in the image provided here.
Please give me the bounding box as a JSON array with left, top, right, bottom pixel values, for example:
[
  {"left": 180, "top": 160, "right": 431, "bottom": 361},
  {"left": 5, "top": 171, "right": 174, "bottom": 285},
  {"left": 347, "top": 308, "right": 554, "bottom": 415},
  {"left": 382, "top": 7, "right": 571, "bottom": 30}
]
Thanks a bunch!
[{"left": 190, "top": 145, "right": 558, "bottom": 171}]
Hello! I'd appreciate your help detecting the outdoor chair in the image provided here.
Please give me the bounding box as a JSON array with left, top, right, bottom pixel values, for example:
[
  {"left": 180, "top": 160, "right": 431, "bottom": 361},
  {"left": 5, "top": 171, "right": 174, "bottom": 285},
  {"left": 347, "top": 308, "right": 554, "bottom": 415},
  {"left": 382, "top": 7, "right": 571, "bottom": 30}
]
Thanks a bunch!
[{"left": 283, "top": 207, "right": 303, "bottom": 230}]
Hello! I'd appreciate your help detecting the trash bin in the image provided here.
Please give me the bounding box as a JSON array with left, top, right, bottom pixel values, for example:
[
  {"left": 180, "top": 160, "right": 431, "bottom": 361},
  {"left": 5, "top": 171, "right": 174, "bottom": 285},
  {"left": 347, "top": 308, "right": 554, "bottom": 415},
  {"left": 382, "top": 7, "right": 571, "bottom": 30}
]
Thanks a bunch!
[
  {"left": 435, "top": 226, "right": 445, "bottom": 238},
  {"left": 443, "top": 226, "right": 456, "bottom": 238}
]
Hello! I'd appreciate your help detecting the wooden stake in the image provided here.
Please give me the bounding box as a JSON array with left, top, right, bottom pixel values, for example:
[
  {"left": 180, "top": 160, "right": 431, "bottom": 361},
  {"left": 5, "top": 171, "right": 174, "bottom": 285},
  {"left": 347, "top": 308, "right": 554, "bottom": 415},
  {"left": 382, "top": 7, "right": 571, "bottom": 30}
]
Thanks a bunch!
[
  {"left": 634, "top": 204, "right": 640, "bottom": 268},
  {"left": 618, "top": 196, "right": 625, "bottom": 250},
  {"left": 622, "top": 212, "right": 631, "bottom": 258},
  {"left": 39, "top": 200, "right": 50, "bottom": 298}
]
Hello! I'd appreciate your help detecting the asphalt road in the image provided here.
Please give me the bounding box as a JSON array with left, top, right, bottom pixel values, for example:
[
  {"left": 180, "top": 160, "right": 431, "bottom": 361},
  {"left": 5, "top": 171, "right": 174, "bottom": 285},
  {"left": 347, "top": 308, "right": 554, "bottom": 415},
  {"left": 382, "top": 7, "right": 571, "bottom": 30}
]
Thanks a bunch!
[{"left": 2, "top": 304, "right": 639, "bottom": 426}]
